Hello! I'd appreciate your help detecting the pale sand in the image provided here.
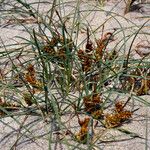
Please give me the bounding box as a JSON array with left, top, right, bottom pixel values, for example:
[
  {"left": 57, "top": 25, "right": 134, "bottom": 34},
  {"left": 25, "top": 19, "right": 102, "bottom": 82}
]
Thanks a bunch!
[{"left": 0, "top": 0, "right": 150, "bottom": 149}]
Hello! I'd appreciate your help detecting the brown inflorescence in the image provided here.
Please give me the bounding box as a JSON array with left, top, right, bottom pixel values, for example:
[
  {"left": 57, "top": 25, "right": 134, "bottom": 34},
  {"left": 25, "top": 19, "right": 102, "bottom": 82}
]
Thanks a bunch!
[
  {"left": 104, "top": 101, "right": 132, "bottom": 128},
  {"left": 77, "top": 49, "right": 93, "bottom": 72},
  {"left": 43, "top": 36, "right": 73, "bottom": 62},
  {"left": 115, "top": 101, "right": 124, "bottom": 113},
  {"left": 43, "top": 44, "right": 56, "bottom": 55},
  {"left": 83, "top": 93, "right": 104, "bottom": 119},
  {"left": 25, "top": 64, "right": 43, "bottom": 89},
  {"left": 77, "top": 32, "right": 114, "bottom": 72},
  {"left": 25, "top": 64, "right": 37, "bottom": 85},
  {"left": 75, "top": 117, "right": 91, "bottom": 143},
  {"left": 95, "top": 32, "right": 113, "bottom": 62}
]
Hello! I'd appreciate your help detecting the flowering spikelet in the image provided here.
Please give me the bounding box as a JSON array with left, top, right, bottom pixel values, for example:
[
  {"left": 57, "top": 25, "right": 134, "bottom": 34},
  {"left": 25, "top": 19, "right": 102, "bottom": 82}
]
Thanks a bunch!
[
  {"left": 26, "top": 64, "right": 35, "bottom": 73},
  {"left": 25, "top": 64, "right": 36, "bottom": 85},
  {"left": 115, "top": 101, "right": 124, "bottom": 113},
  {"left": 83, "top": 94, "right": 103, "bottom": 119},
  {"left": 95, "top": 32, "right": 113, "bottom": 61},
  {"left": 105, "top": 113, "right": 122, "bottom": 128},
  {"left": 25, "top": 64, "right": 43, "bottom": 89},
  {"left": 77, "top": 49, "right": 85, "bottom": 60},
  {"left": 85, "top": 28, "right": 94, "bottom": 53},
  {"left": 42, "top": 36, "right": 59, "bottom": 54},
  {"left": 75, "top": 117, "right": 91, "bottom": 143},
  {"left": 104, "top": 101, "right": 133, "bottom": 128},
  {"left": 119, "top": 111, "right": 132, "bottom": 120},
  {"left": 43, "top": 44, "right": 56, "bottom": 55},
  {"left": 56, "top": 48, "right": 67, "bottom": 60},
  {"left": 91, "top": 109, "right": 104, "bottom": 120},
  {"left": 85, "top": 40, "right": 93, "bottom": 53},
  {"left": 77, "top": 49, "right": 93, "bottom": 72}
]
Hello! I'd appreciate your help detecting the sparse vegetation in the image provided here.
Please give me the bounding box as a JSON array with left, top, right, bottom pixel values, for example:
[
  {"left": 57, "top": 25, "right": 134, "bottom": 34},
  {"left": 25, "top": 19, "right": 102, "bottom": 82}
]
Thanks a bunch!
[{"left": 0, "top": 0, "right": 150, "bottom": 149}]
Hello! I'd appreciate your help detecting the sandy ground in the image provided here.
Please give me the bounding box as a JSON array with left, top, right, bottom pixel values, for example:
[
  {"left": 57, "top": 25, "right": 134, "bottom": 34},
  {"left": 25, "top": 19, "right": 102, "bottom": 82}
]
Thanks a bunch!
[{"left": 0, "top": 0, "right": 150, "bottom": 149}]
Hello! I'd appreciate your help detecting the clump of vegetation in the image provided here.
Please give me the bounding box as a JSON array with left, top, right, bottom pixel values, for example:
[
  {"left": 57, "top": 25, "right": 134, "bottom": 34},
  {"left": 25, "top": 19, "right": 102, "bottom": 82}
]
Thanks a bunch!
[{"left": 0, "top": 0, "right": 149, "bottom": 149}]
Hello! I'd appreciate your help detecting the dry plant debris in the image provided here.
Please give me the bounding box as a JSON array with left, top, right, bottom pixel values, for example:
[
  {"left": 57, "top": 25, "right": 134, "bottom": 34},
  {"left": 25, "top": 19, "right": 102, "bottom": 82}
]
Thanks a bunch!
[
  {"left": 0, "top": 97, "right": 20, "bottom": 116},
  {"left": 122, "top": 68, "right": 150, "bottom": 95},
  {"left": 23, "top": 92, "right": 33, "bottom": 106}
]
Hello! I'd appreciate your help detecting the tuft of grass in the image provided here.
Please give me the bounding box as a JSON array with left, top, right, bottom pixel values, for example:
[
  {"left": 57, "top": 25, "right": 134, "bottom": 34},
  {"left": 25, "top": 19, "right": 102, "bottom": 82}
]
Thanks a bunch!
[{"left": 0, "top": 0, "right": 150, "bottom": 149}]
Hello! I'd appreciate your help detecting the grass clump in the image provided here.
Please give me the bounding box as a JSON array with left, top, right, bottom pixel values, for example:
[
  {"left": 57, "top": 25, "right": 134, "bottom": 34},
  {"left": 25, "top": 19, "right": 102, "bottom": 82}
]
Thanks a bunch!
[{"left": 0, "top": 0, "right": 150, "bottom": 149}]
